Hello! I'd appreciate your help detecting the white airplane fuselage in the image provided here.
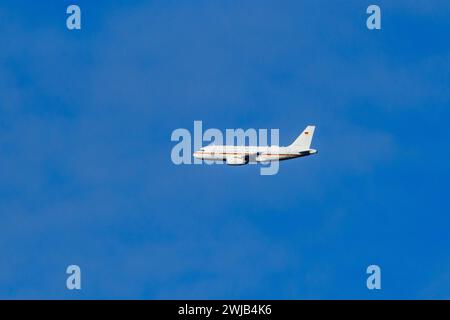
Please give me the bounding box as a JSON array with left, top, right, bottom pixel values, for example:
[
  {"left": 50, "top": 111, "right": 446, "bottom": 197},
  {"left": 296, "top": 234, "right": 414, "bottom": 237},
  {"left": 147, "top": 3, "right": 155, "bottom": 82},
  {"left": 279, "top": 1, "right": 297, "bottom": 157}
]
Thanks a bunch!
[
  {"left": 193, "top": 146, "right": 317, "bottom": 164},
  {"left": 193, "top": 126, "right": 318, "bottom": 166}
]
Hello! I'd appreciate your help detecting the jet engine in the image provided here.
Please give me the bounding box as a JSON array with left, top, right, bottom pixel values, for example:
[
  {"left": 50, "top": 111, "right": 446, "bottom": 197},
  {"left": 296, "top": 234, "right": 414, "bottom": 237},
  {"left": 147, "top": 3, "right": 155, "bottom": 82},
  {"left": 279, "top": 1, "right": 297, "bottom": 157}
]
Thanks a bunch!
[{"left": 225, "top": 155, "right": 249, "bottom": 165}]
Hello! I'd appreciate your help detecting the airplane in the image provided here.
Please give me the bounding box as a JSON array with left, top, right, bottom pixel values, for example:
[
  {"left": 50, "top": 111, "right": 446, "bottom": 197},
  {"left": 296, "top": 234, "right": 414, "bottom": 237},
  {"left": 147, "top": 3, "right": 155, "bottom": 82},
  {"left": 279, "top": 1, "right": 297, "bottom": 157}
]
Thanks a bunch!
[{"left": 193, "top": 125, "right": 317, "bottom": 165}]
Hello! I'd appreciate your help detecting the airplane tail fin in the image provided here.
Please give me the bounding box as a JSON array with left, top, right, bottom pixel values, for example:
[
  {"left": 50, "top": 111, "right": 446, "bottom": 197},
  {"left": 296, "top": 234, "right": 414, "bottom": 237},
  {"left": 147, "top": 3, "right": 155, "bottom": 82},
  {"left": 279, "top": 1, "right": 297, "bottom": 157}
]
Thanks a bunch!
[{"left": 289, "top": 125, "right": 315, "bottom": 150}]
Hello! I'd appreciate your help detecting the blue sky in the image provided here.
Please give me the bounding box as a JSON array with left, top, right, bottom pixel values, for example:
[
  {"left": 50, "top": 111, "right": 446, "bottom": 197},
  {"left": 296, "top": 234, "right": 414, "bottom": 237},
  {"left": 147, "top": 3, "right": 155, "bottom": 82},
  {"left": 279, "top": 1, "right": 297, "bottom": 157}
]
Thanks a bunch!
[{"left": 0, "top": 0, "right": 449, "bottom": 299}]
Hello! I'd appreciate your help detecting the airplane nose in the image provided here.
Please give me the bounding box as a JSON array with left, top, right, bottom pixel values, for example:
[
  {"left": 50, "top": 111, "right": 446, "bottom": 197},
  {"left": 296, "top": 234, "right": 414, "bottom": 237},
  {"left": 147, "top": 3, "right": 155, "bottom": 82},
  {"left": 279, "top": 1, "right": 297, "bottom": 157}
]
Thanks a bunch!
[{"left": 193, "top": 152, "right": 199, "bottom": 158}]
